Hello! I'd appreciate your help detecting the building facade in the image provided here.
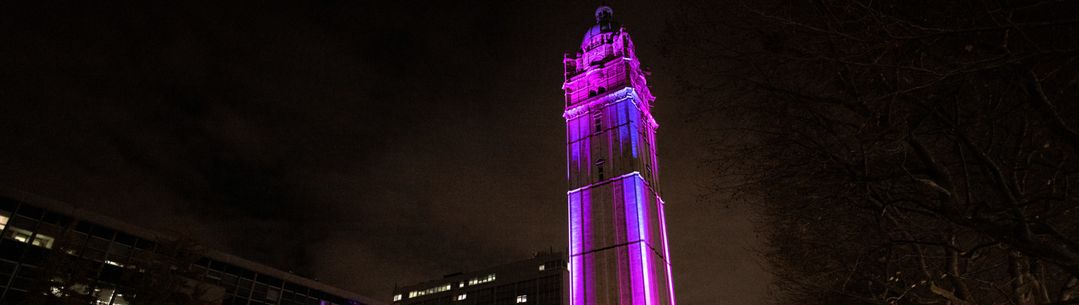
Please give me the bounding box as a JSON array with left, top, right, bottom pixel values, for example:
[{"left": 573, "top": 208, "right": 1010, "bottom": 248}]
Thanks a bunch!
[
  {"left": 0, "top": 187, "right": 384, "bottom": 305},
  {"left": 391, "top": 252, "right": 566, "bottom": 305},
  {"left": 562, "top": 6, "right": 676, "bottom": 305}
]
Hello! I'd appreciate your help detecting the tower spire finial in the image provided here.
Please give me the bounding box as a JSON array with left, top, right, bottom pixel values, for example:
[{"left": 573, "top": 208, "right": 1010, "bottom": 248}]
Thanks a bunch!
[{"left": 595, "top": 5, "right": 614, "bottom": 24}]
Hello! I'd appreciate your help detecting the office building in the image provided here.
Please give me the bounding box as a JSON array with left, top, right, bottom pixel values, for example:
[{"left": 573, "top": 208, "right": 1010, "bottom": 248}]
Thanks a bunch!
[
  {"left": 0, "top": 187, "right": 384, "bottom": 305},
  {"left": 391, "top": 252, "right": 566, "bottom": 305}
]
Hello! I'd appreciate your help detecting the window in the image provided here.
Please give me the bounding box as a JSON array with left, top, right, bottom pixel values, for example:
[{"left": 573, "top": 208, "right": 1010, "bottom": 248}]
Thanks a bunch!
[
  {"left": 10, "top": 228, "right": 32, "bottom": 243},
  {"left": 408, "top": 284, "right": 451, "bottom": 298},
  {"left": 538, "top": 264, "right": 545, "bottom": 271},
  {"left": 467, "top": 273, "right": 496, "bottom": 286},
  {"left": 6, "top": 226, "right": 54, "bottom": 249},
  {"left": 595, "top": 159, "right": 606, "bottom": 181},
  {"left": 456, "top": 294, "right": 467, "bottom": 301},
  {"left": 94, "top": 288, "right": 118, "bottom": 305},
  {"left": 111, "top": 293, "right": 130, "bottom": 305},
  {"left": 516, "top": 295, "right": 528, "bottom": 303},
  {"left": 393, "top": 294, "right": 402, "bottom": 302},
  {"left": 593, "top": 112, "right": 602, "bottom": 132}
]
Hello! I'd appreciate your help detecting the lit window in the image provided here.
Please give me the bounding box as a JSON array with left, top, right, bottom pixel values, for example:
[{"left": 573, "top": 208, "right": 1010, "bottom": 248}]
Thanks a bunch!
[
  {"left": 11, "top": 229, "right": 30, "bottom": 243},
  {"left": 467, "top": 273, "right": 496, "bottom": 286},
  {"left": 408, "top": 284, "right": 452, "bottom": 298},
  {"left": 393, "top": 294, "right": 402, "bottom": 302},
  {"left": 6, "top": 227, "right": 54, "bottom": 249},
  {"left": 0, "top": 214, "right": 8, "bottom": 230},
  {"left": 456, "top": 294, "right": 467, "bottom": 301},
  {"left": 50, "top": 286, "right": 65, "bottom": 297},
  {"left": 94, "top": 288, "right": 117, "bottom": 305},
  {"left": 112, "top": 293, "right": 130, "bottom": 305},
  {"left": 32, "top": 234, "right": 54, "bottom": 249},
  {"left": 516, "top": 295, "right": 528, "bottom": 303},
  {"left": 538, "top": 264, "right": 546, "bottom": 271}
]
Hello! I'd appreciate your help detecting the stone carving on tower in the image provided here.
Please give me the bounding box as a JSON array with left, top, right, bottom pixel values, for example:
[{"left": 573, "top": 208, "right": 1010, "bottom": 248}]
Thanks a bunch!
[{"left": 564, "top": 6, "right": 676, "bottom": 305}]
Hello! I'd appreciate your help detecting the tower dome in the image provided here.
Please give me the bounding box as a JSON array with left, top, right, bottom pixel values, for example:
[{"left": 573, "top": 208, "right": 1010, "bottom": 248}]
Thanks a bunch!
[{"left": 581, "top": 6, "right": 619, "bottom": 48}]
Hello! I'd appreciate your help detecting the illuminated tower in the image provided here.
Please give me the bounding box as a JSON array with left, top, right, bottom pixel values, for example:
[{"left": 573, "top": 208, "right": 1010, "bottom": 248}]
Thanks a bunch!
[{"left": 563, "top": 6, "right": 675, "bottom": 305}]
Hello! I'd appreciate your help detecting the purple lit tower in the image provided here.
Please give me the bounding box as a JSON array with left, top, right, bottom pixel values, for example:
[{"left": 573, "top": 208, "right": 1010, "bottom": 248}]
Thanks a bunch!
[{"left": 563, "top": 6, "right": 676, "bottom": 305}]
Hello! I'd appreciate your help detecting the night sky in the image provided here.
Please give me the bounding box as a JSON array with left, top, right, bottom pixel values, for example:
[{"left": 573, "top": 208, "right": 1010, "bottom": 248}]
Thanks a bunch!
[{"left": 0, "top": 1, "right": 767, "bottom": 304}]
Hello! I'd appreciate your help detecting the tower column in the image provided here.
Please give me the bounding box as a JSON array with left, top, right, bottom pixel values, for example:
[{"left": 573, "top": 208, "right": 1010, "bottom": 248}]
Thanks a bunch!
[{"left": 564, "top": 6, "right": 675, "bottom": 305}]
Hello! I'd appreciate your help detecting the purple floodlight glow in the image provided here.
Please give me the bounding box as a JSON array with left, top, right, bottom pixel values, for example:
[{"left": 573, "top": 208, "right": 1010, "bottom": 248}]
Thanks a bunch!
[
  {"left": 658, "top": 198, "right": 677, "bottom": 305},
  {"left": 565, "top": 6, "right": 674, "bottom": 305},
  {"left": 569, "top": 190, "right": 584, "bottom": 305},
  {"left": 634, "top": 178, "right": 654, "bottom": 305}
]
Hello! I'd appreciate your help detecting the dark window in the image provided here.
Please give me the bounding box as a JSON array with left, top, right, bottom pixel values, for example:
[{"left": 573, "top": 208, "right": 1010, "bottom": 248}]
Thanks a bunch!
[
  {"left": 0, "top": 197, "right": 16, "bottom": 213},
  {"left": 74, "top": 221, "right": 93, "bottom": 234},
  {"left": 23, "top": 246, "right": 49, "bottom": 265},
  {"left": 0, "top": 241, "right": 24, "bottom": 260},
  {"left": 14, "top": 205, "right": 42, "bottom": 219},
  {"left": 593, "top": 112, "right": 602, "bottom": 132},
  {"left": 4, "top": 289, "right": 26, "bottom": 304},
  {"left": 595, "top": 159, "right": 606, "bottom": 181},
  {"left": 227, "top": 264, "right": 255, "bottom": 279},
  {"left": 11, "top": 265, "right": 37, "bottom": 289},
  {"left": 135, "top": 238, "right": 156, "bottom": 250},
  {"left": 211, "top": 260, "right": 231, "bottom": 272},
  {"left": 99, "top": 264, "right": 124, "bottom": 282},
  {"left": 42, "top": 212, "right": 72, "bottom": 226},
  {"left": 114, "top": 232, "right": 137, "bottom": 246},
  {"left": 258, "top": 274, "right": 284, "bottom": 286},
  {"left": 90, "top": 225, "right": 115, "bottom": 240},
  {"left": 285, "top": 282, "right": 308, "bottom": 294}
]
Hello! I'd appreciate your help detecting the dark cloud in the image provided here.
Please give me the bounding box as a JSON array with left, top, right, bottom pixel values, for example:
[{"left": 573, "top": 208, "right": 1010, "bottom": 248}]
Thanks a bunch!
[{"left": 0, "top": 0, "right": 767, "bottom": 303}]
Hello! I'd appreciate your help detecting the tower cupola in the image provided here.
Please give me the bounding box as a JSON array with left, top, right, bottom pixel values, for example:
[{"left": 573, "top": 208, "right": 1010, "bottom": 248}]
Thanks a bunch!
[{"left": 581, "top": 6, "right": 620, "bottom": 48}]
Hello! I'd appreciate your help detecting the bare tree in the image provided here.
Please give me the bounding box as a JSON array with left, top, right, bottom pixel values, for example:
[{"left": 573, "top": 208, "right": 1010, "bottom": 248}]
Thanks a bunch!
[{"left": 667, "top": 1, "right": 1079, "bottom": 304}]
